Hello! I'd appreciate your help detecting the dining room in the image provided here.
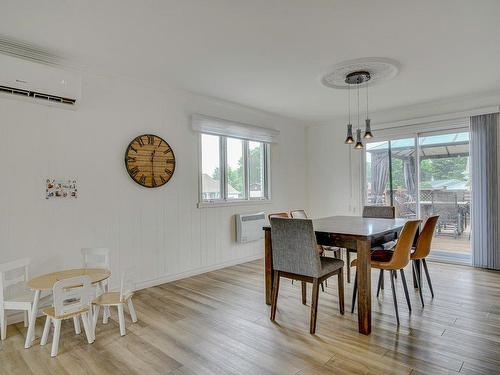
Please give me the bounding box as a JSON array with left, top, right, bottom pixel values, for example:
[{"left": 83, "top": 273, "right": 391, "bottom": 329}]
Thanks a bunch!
[{"left": 1, "top": 1, "right": 500, "bottom": 374}]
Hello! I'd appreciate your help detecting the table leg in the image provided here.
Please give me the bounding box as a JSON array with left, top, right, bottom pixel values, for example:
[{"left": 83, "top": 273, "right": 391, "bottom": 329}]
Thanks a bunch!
[
  {"left": 265, "top": 230, "right": 273, "bottom": 305},
  {"left": 356, "top": 239, "right": 371, "bottom": 335},
  {"left": 25, "top": 289, "right": 40, "bottom": 349}
]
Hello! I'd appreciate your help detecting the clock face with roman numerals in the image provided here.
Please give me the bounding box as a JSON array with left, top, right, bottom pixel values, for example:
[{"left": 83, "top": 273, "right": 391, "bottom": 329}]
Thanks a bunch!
[{"left": 125, "top": 134, "right": 176, "bottom": 188}]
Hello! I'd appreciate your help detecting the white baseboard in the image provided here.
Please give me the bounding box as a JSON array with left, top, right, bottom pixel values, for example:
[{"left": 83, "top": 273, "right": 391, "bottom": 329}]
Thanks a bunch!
[{"left": 135, "top": 253, "right": 263, "bottom": 291}]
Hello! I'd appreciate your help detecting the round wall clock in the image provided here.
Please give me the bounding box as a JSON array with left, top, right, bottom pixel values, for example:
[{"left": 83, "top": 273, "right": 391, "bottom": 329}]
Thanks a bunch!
[{"left": 125, "top": 134, "right": 176, "bottom": 188}]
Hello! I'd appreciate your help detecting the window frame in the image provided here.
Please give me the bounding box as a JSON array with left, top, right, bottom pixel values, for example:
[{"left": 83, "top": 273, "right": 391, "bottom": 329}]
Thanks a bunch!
[{"left": 198, "top": 133, "right": 271, "bottom": 207}]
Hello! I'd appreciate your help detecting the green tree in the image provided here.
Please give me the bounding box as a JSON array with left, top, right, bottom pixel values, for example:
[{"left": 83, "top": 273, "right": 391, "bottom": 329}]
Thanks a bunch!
[
  {"left": 420, "top": 156, "right": 468, "bottom": 183},
  {"left": 213, "top": 146, "right": 263, "bottom": 196}
]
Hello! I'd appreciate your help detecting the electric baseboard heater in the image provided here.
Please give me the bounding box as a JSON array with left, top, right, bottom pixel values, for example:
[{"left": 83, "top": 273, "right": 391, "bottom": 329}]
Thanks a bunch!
[{"left": 235, "top": 212, "right": 266, "bottom": 243}]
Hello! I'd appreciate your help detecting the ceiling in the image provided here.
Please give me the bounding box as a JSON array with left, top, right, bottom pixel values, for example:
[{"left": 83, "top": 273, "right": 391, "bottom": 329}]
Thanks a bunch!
[{"left": 1, "top": 0, "right": 500, "bottom": 122}]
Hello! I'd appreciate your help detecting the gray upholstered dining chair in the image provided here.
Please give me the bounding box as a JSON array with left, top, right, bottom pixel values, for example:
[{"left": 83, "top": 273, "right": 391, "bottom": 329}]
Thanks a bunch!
[
  {"left": 362, "top": 206, "right": 396, "bottom": 219},
  {"left": 269, "top": 217, "right": 344, "bottom": 334}
]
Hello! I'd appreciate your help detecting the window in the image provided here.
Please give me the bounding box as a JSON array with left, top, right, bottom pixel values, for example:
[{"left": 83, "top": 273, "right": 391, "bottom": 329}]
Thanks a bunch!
[{"left": 200, "top": 134, "right": 270, "bottom": 204}]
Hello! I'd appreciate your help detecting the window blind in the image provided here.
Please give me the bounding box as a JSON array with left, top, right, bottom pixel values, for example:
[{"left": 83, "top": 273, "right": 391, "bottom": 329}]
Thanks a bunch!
[{"left": 192, "top": 114, "right": 279, "bottom": 143}]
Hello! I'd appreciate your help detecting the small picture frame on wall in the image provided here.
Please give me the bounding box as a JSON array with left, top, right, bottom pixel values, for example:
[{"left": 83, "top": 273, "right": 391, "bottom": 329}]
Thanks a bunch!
[{"left": 46, "top": 179, "right": 78, "bottom": 199}]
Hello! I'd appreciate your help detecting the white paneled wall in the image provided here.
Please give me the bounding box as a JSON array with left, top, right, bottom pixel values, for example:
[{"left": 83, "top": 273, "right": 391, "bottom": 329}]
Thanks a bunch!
[
  {"left": 0, "top": 72, "right": 308, "bottom": 292},
  {"left": 307, "top": 122, "right": 362, "bottom": 218}
]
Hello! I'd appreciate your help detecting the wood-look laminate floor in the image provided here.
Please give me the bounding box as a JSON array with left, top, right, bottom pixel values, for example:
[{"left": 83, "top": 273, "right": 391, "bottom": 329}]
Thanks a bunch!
[{"left": 1, "top": 259, "right": 499, "bottom": 375}]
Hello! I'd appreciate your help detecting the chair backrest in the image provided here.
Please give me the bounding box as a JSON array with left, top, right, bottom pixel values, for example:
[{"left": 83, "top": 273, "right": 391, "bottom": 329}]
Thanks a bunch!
[
  {"left": 431, "top": 191, "right": 459, "bottom": 220},
  {"left": 119, "top": 268, "right": 136, "bottom": 302},
  {"left": 362, "top": 206, "right": 395, "bottom": 219},
  {"left": 384, "top": 220, "right": 421, "bottom": 269},
  {"left": 52, "top": 275, "right": 92, "bottom": 317},
  {"left": 0, "top": 258, "right": 30, "bottom": 303},
  {"left": 270, "top": 217, "right": 322, "bottom": 277},
  {"left": 412, "top": 215, "right": 439, "bottom": 259},
  {"left": 268, "top": 212, "right": 290, "bottom": 221},
  {"left": 290, "top": 209, "right": 308, "bottom": 219},
  {"left": 81, "top": 248, "right": 110, "bottom": 269}
]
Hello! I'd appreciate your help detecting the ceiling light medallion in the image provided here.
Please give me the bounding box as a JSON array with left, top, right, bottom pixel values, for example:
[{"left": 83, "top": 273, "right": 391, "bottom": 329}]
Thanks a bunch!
[{"left": 321, "top": 57, "right": 400, "bottom": 150}]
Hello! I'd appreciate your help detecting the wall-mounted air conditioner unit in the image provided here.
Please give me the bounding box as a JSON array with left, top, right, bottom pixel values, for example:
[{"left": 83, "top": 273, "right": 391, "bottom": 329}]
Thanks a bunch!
[
  {"left": 0, "top": 53, "right": 81, "bottom": 108},
  {"left": 235, "top": 212, "right": 266, "bottom": 243}
]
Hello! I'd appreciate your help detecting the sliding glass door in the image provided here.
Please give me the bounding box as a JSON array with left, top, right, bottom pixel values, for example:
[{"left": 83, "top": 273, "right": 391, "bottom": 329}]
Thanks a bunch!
[
  {"left": 417, "top": 130, "right": 471, "bottom": 261},
  {"left": 364, "top": 128, "right": 471, "bottom": 262}
]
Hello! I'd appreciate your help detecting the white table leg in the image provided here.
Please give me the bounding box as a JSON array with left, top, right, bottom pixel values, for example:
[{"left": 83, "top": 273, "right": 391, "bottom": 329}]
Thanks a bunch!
[{"left": 24, "top": 289, "right": 41, "bottom": 349}]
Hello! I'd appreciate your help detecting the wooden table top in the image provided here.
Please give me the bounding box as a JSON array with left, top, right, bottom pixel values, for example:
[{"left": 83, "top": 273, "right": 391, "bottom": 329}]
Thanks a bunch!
[
  {"left": 27, "top": 268, "right": 111, "bottom": 290},
  {"left": 264, "top": 215, "right": 407, "bottom": 240}
]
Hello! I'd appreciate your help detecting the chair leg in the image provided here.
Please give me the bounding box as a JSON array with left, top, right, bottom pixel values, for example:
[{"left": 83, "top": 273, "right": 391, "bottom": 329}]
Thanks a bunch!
[
  {"left": 347, "top": 251, "right": 352, "bottom": 283},
  {"left": 128, "top": 299, "right": 138, "bottom": 323},
  {"left": 351, "top": 269, "right": 358, "bottom": 313},
  {"left": 270, "top": 271, "right": 280, "bottom": 321},
  {"left": 301, "top": 281, "right": 307, "bottom": 305},
  {"left": 0, "top": 308, "right": 6, "bottom": 340},
  {"left": 40, "top": 316, "right": 51, "bottom": 346},
  {"left": 377, "top": 269, "right": 384, "bottom": 297},
  {"left": 400, "top": 269, "right": 412, "bottom": 312},
  {"left": 417, "top": 260, "right": 423, "bottom": 290},
  {"left": 73, "top": 316, "right": 81, "bottom": 335},
  {"left": 310, "top": 278, "right": 320, "bottom": 334},
  {"left": 51, "top": 319, "right": 61, "bottom": 357},
  {"left": 103, "top": 306, "right": 110, "bottom": 324},
  {"left": 337, "top": 270, "right": 345, "bottom": 315},
  {"left": 422, "top": 259, "right": 435, "bottom": 298},
  {"left": 412, "top": 260, "right": 418, "bottom": 288},
  {"left": 103, "top": 281, "right": 111, "bottom": 324},
  {"left": 117, "top": 305, "right": 126, "bottom": 336},
  {"left": 23, "top": 311, "right": 29, "bottom": 328},
  {"left": 413, "top": 261, "right": 425, "bottom": 307},
  {"left": 390, "top": 270, "right": 400, "bottom": 325},
  {"left": 81, "top": 312, "right": 94, "bottom": 344}
]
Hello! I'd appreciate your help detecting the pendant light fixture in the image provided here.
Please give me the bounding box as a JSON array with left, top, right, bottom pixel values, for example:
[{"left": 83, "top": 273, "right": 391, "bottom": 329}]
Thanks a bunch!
[
  {"left": 354, "top": 83, "right": 364, "bottom": 149},
  {"left": 343, "top": 70, "right": 373, "bottom": 150},
  {"left": 344, "top": 85, "right": 354, "bottom": 144},
  {"left": 364, "top": 84, "right": 373, "bottom": 139}
]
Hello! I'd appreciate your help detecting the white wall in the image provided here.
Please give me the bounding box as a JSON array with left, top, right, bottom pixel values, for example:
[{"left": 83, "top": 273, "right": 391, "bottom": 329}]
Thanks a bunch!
[{"left": 0, "top": 72, "right": 308, "bottom": 291}]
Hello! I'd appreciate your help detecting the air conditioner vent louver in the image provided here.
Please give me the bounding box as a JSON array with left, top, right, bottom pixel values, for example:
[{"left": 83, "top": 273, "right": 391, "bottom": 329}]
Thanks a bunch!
[{"left": 0, "top": 85, "right": 76, "bottom": 105}]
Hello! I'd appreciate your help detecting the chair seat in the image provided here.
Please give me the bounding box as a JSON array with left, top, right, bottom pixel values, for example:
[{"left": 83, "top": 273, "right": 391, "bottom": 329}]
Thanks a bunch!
[
  {"left": 42, "top": 306, "right": 89, "bottom": 320},
  {"left": 92, "top": 292, "right": 132, "bottom": 306},
  {"left": 319, "top": 257, "right": 344, "bottom": 277},
  {"left": 350, "top": 249, "right": 394, "bottom": 269},
  {"left": 371, "top": 240, "right": 397, "bottom": 252},
  {"left": 3, "top": 292, "right": 52, "bottom": 309}
]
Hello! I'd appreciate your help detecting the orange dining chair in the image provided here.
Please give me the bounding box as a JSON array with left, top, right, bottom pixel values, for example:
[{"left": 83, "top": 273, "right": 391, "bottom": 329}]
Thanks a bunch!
[
  {"left": 411, "top": 215, "right": 439, "bottom": 307},
  {"left": 351, "top": 220, "right": 421, "bottom": 325}
]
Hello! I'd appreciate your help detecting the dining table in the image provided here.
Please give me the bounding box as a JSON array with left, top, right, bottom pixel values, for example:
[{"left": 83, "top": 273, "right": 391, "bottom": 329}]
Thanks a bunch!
[
  {"left": 24, "top": 267, "right": 111, "bottom": 349},
  {"left": 263, "top": 215, "right": 407, "bottom": 335}
]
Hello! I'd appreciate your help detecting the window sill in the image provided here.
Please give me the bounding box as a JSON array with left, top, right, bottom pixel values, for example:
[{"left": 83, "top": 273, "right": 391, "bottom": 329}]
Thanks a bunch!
[{"left": 197, "top": 199, "right": 273, "bottom": 209}]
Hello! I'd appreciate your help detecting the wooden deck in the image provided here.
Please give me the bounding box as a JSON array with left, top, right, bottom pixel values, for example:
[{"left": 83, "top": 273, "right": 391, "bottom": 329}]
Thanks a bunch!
[
  {"left": 1, "top": 259, "right": 499, "bottom": 374},
  {"left": 432, "top": 225, "right": 471, "bottom": 254}
]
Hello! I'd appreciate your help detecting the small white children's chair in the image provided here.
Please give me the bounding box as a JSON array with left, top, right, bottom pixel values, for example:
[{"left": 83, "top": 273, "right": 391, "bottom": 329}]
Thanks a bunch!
[
  {"left": 40, "top": 275, "right": 94, "bottom": 357},
  {"left": 81, "top": 248, "right": 111, "bottom": 324},
  {"left": 0, "top": 258, "right": 51, "bottom": 340},
  {"left": 81, "top": 248, "right": 110, "bottom": 270},
  {"left": 92, "top": 268, "right": 138, "bottom": 336}
]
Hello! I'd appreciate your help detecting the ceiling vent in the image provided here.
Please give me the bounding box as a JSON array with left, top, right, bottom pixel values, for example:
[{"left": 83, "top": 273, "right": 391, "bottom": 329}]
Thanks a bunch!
[{"left": 0, "top": 51, "right": 81, "bottom": 108}]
